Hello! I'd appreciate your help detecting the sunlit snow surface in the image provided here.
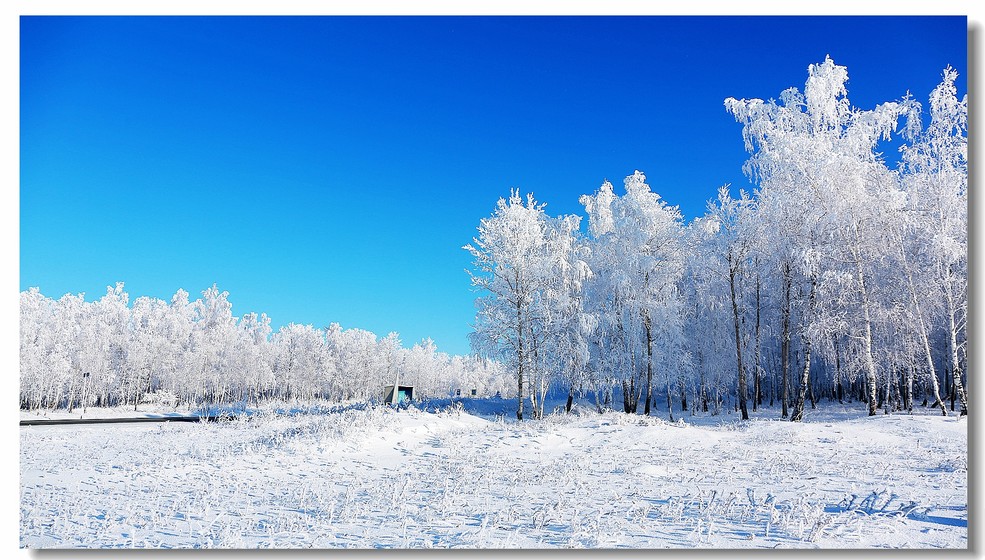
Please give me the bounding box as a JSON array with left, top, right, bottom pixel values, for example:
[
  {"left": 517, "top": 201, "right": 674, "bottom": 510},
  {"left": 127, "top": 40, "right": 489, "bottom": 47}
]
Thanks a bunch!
[{"left": 20, "top": 399, "right": 967, "bottom": 548}]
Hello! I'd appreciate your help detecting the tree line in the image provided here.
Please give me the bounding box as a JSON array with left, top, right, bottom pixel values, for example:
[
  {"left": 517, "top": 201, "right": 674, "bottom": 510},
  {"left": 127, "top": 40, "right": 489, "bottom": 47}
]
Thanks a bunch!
[
  {"left": 465, "top": 58, "right": 967, "bottom": 421},
  {"left": 20, "top": 283, "right": 511, "bottom": 411}
]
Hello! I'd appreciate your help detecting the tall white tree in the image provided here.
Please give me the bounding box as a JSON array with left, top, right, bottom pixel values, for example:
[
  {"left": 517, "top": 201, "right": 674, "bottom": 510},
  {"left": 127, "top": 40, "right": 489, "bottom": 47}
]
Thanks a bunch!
[
  {"left": 465, "top": 190, "right": 553, "bottom": 420},
  {"left": 580, "top": 171, "right": 686, "bottom": 417},
  {"left": 697, "top": 186, "right": 758, "bottom": 420},
  {"left": 726, "top": 56, "right": 909, "bottom": 417},
  {"left": 190, "top": 285, "right": 238, "bottom": 405},
  {"left": 899, "top": 66, "right": 968, "bottom": 415},
  {"left": 235, "top": 311, "right": 275, "bottom": 403}
]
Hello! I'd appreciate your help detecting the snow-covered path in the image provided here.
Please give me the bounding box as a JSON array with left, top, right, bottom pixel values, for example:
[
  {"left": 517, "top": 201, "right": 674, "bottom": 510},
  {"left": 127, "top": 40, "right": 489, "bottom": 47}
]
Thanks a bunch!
[{"left": 20, "top": 401, "right": 967, "bottom": 548}]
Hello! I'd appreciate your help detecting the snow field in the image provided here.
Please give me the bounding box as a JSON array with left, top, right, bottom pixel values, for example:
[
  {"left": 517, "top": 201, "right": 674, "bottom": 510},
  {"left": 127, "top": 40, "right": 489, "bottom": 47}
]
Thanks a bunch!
[{"left": 20, "top": 401, "right": 967, "bottom": 548}]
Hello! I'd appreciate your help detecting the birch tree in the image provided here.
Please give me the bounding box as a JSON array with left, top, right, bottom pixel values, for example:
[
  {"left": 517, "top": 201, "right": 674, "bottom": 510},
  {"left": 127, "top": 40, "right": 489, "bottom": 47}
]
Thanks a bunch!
[
  {"left": 727, "top": 56, "right": 908, "bottom": 416},
  {"left": 580, "top": 172, "right": 686, "bottom": 417},
  {"left": 899, "top": 67, "right": 968, "bottom": 415},
  {"left": 465, "top": 190, "right": 552, "bottom": 420}
]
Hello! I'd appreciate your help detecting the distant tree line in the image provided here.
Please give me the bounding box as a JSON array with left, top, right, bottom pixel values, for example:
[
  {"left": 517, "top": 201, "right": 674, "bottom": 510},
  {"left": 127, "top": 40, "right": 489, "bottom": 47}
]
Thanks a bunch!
[
  {"left": 465, "top": 58, "right": 967, "bottom": 421},
  {"left": 20, "top": 283, "right": 511, "bottom": 411}
]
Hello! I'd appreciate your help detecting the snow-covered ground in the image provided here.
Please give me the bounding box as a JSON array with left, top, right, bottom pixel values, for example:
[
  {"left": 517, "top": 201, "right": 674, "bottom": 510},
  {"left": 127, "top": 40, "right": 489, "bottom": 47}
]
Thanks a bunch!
[{"left": 19, "top": 398, "right": 967, "bottom": 549}]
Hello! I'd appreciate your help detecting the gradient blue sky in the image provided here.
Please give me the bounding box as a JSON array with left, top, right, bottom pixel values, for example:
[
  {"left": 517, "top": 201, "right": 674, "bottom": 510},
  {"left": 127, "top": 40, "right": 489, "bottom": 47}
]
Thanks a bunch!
[{"left": 20, "top": 15, "right": 967, "bottom": 356}]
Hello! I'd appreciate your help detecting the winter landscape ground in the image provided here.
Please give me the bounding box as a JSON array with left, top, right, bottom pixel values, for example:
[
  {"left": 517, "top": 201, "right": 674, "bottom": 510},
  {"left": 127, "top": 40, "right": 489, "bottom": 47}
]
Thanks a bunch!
[{"left": 20, "top": 398, "right": 967, "bottom": 549}]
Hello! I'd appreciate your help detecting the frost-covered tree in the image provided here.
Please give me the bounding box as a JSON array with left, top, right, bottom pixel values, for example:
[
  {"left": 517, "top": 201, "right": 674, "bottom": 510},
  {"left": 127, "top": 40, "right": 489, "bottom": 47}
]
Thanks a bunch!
[
  {"left": 540, "top": 214, "right": 595, "bottom": 413},
  {"left": 272, "top": 323, "right": 328, "bottom": 401},
  {"left": 235, "top": 311, "right": 275, "bottom": 403},
  {"left": 95, "top": 283, "right": 135, "bottom": 408},
  {"left": 682, "top": 219, "right": 730, "bottom": 414},
  {"left": 726, "top": 56, "right": 910, "bottom": 417},
  {"left": 190, "top": 284, "right": 239, "bottom": 405},
  {"left": 21, "top": 284, "right": 505, "bottom": 411},
  {"left": 324, "top": 324, "right": 382, "bottom": 402},
  {"left": 899, "top": 66, "right": 968, "bottom": 415},
  {"left": 695, "top": 186, "right": 758, "bottom": 420},
  {"left": 131, "top": 295, "right": 175, "bottom": 409},
  {"left": 579, "top": 172, "right": 686, "bottom": 417},
  {"left": 20, "top": 288, "right": 51, "bottom": 409},
  {"left": 531, "top": 213, "right": 594, "bottom": 417},
  {"left": 465, "top": 190, "right": 554, "bottom": 420},
  {"left": 401, "top": 337, "right": 441, "bottom": 396}
]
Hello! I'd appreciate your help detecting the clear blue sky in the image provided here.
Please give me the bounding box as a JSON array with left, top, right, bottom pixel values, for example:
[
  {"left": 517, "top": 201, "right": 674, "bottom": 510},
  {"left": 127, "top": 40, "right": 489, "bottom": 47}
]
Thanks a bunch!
[{"left": 20, "top": 16, "right": 967, "bottom": 356}]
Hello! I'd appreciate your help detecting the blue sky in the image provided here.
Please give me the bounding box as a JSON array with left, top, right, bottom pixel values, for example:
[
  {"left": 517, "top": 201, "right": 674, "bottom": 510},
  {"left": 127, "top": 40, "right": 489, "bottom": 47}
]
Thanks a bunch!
[{"left": 19, "top": 16, "right": 967, "bottom": 356}]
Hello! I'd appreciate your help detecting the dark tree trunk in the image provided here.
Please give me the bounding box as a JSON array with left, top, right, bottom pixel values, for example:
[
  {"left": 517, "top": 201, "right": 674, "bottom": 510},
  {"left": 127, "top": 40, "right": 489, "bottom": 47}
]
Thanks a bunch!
[
  {"left": 516, "top": 299, "right": 524, "bottom": 421},
  {"left": 644, "top": 312, "right": 653, "bottom": 416},
  {"left": 729, "top": 258, "right": 749, "bottom": 421},
  {"left": 666, "top": 378, "right": 674, "bottom": 422},
  {"left": 679, "top": 376, "right": 688, "bottom": 412},
  {"left": 622, "top": 378, "right": 639, "bottom": 414},
  {"left": 754, "top": 268, "right": 762, "bottom": 410},
  {"left": 781, "top": 262, "right": 791, "bottom": 419}
]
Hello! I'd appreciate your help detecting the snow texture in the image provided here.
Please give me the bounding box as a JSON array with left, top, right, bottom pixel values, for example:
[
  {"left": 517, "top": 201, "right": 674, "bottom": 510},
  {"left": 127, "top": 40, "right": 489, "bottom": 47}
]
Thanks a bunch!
[{"left": 20, "top": 398, "right": 966, "bottom": 549}]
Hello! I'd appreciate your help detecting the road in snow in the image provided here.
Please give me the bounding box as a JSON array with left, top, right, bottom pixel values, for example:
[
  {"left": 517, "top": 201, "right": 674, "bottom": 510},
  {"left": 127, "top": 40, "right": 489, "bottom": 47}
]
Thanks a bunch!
[{"left": 19, "top": 399, "right": 967, "bottom": 548}]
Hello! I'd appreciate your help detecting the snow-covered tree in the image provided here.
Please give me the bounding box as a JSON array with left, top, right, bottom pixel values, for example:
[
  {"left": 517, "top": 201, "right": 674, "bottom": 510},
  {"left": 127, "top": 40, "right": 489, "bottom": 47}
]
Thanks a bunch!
[
  {"left": 696, "top": 186, "right": 758, "bottom": 420},
  {"left": 21, "top": 284, "right": 505, "bottom": 411},
  {"left": 579, "top": 171, "right": 686, "bottom": 417},
  {"left": 465, "top": 190, "right": 555, "bottom": 420},
  {"left": 235, "top": 311, "right": 275, "bottom": 403},
  {"left": 726, "top": 56, "right": 910, "bottom": 417},
  {"left": 899, "top": 66, "right": 968, "bottom": 415}
]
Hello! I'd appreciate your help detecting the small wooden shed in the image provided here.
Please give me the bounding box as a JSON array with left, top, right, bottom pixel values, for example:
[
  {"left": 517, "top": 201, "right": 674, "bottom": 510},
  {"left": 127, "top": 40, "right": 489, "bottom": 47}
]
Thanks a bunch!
[{"left": 383, "top": 385, "right": 415, "bottom": 405}]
